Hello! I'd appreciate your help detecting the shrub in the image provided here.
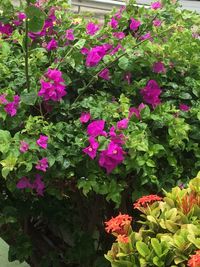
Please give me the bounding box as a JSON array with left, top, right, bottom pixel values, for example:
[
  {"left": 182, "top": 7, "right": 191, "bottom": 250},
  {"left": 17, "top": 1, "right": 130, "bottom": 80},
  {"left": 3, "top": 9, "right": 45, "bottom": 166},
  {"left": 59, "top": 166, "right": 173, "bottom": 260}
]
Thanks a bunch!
[
  {"left": 105, "top": 173, "right": 200, "bottom": 267},
  {"left": 0, "top": 0, "right": 200, "bottom": 266}
]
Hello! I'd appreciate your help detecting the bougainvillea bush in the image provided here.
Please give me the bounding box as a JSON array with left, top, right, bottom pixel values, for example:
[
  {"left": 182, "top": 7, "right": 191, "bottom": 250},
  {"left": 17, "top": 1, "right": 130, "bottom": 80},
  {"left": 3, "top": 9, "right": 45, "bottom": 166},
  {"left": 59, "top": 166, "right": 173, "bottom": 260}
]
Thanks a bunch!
[
  {"left": 0, "top": 0, "right": 200, "bottom": 266},
  {"left": 105, "top": 173, "right": 200, "bottom": 267}
]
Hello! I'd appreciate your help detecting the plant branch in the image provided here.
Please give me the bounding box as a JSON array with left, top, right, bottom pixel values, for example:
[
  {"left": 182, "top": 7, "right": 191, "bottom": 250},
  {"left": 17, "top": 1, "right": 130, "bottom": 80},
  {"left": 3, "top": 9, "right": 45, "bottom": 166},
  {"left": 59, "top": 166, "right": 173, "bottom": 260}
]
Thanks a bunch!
[
  {"left": 25, "top": 2, "right": 30, "bottom": 91},
  {"left": 73, "top": 25, "right": 175, "bottom": 104}
]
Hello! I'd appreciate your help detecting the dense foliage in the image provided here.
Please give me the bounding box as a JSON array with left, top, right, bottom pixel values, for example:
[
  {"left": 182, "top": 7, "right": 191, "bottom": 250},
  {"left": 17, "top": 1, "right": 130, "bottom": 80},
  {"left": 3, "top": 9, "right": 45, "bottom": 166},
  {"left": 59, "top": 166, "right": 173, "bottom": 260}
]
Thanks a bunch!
[
  {"left": 0, "top": 0, "right": 200, "bottom": 266},
  {"left": 106, "top": 173, "right": 200, "bottom": 267}
]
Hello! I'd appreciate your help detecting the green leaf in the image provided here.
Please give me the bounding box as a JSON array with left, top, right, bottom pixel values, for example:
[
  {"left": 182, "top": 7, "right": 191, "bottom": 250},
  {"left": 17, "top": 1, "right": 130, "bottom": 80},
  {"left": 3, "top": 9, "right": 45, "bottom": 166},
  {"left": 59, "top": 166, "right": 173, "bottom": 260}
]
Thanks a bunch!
[
  {"left": 118, "top": 56, "right": 129, "bottom": 70},
  {"left": 0, "top": 130, "right": 11, "bottom": 153},
  {"left": 136, "top": 241, "right": 150, "bottom": 257},
  {"left": 26, "top": 6, "right": 46, "bottom": 32},
  {"left": 21, "top": 91, "right": 37, "bottom": 106},
  {"left": 151, "top": 238, "right": 162, "bottom": 257},
  {"left": 74, "top": 39, "right": 86, "bottom": 49}
]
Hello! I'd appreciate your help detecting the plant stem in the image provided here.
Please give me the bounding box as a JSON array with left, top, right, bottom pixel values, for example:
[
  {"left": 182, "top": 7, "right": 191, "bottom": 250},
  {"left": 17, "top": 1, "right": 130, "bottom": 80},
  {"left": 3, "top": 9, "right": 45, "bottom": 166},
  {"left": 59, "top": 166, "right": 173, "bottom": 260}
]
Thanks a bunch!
[
  {"left": 25, "top": 1, "right": 30, "bottom": 91},
  {"left": 73, "top": 25, "right": 175, "bottom": 104}
]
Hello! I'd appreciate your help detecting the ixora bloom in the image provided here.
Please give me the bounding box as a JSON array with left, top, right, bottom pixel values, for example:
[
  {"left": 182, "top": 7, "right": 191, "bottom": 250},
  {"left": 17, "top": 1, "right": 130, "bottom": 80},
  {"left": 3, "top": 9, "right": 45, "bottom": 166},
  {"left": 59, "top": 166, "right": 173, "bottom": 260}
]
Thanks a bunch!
[
  {"left": 80, "top": 112, "right": 91, "bottom": 123},
  {"left": 133, "top": 194, "right": 162, "bottom": 209},
  {"left": 188, "top": 250, "right": 200, "bottom": 267},
  {"left": 19, "top": 141, "right": 29, "bottom": 153},
  {"left": 36, "top": 135, "right": 48, "bottom": 149},
  {"left": 36, "top": 158, "right": 49, "bottom": 172},
  {"left": 87, "top": 120, "right": 107, "bottom": 137},
  {"left": 86, "top": 45, "right": 106, "bottom": 67},
  {"left": 99, "top": 68, "right": 110, "bottom": 80},
  {"left": 152, "top": 61, "right": 166, "bottom": 73},
  {"left": 86, "top": 22, "right": 100, "bottom": 35},
  {"left": 179, "top": 104, "right": 190, "bottom": 112},
  {"left": 66, "top": 29, "right": 75, "bottom": 41},
  {"left": 83, "top": 137, "right": 99, "bottom": 159},
  {"left": 109, "top": 17, "right": 118, "bottom": 29},
  {"left": 38, "top": 69, "right": 67, "bottom": 101},
  {"left": 151, "top": 1, "right": 162, "bottom": 9},
  {"left": 141, "top": 80, "right": 162, "bottom": 108},
  {"left": 99, "top": 141, "right": 125, "bottom": 173},
  {"left": 117, "top": 234, "right": 129, "bottom": 243},
  {"left": 46, "top": 38, "right": 58, "bottom": 51},
  {"left": 4, "top": 95, "right": 20, "bottom": 117},
  {"left": 130, "top": 18, "right": 141, "bottom": 31},
  {"left": 117, "top": 118, "right": 129, "bottom": 130},
  {"left": 105, "top": 213, "right": 132, "bottom": 235}
]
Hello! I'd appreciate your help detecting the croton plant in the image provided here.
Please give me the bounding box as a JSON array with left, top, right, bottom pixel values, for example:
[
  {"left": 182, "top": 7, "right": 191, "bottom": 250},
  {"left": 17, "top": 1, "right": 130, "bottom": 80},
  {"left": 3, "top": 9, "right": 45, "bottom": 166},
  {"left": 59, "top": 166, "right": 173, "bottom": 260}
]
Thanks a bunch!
[
  {"left": 105, "top": 173, "right": 200, "bottom": 267},
  {"left": 0, "top": 0, "right": 200, "bottom": 266}
]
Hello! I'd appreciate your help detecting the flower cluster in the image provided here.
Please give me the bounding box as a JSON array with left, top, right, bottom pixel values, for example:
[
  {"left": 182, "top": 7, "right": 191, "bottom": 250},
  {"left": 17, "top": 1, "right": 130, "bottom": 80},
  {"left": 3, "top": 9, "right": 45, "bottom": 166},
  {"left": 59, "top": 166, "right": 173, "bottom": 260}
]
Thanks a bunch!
[
  {"left": 38, "top": 69, "right": 67, "bottom": 101},
  {"left": 17, "top": 175, "right": 45, "bottom": 196},
  {"left": 0, "top": 22, "right": 12, "bottom": 36},
  {"left": 105, "top": 213, "right": 132, "bottom": 235},
  {"left": 86, "top": 45, "right": 107, "bottom": 67},
  {"left": 86, "top": 22, "right": 100, "bottom": 35},
  {"left": 133, "top": 194, "right": 163, "bottom": 209},
  {"left": 188, "top": 250, "right": 200, "bottom": 267},
  {"left": 140, "top": 80, "right": 162, "bottom": 108},
  {"left": 0, "top": 95, "right": 20, "bottom": 117},
  {"left": 82, "top": 117, "right": 128, "bottom": 173}
]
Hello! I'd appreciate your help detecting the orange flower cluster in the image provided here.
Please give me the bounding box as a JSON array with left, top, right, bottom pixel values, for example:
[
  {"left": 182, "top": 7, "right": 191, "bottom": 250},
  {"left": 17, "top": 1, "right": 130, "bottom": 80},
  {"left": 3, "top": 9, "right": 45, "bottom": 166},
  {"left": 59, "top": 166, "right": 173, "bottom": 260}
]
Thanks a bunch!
[
  {"left": 181, "top": 192, "right": 200, "bottom": 215},
  {"left": 188, "top": 250, "right": 200, "bottom": 267},
  {"left": 105, "top": 213, "right": 132, "bottom": 237},
  {"left": 117, "top": 234, "right": 129, "bottom": 243},
  {"left": 133, "top": 194, "right": 162, "bottom": 209}
]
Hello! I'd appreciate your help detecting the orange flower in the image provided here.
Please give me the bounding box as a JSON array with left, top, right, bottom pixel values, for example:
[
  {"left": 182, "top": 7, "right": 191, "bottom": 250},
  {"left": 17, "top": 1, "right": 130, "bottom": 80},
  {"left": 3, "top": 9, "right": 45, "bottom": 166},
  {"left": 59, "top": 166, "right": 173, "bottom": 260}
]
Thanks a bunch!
[
  {"left": 105, "top": 213, "right": 132, "bottom": 235},
  {"left": 188, "top": 250, "right": 200, "bottom": 267},
  {"left": 133, "top": 194, "right": 162, "bottom": 209},
  {"left": 117, "top": 234, "right": 129, "bottom": 243}
]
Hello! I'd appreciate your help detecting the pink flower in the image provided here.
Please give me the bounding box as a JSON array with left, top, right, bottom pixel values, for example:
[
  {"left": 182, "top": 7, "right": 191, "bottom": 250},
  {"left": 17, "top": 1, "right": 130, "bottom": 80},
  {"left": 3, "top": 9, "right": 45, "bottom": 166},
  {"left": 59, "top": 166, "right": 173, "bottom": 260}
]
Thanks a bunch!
[
  {"left": 140, "top": 32, "right": 152, "bottom": 41},
  {"left": 130, "top": 18, "right": 141, "bottom": 31},
  {"left": 141, "top": 80, "right": 161, "bottom": 108},
  {"left": 0, "top": 94, "right": 8, "bottom": 104},
  {"left": 18, "top": 12, "right": 26, "bottom": 21},
  {"left": 124, "top": 72, "right": 132, "bottom": 84},
  {"left": 99, "top": 141, "right": 125, "bottom": 173},
  {"left": 32, "top": 174, "right": 45, "bottom": 196},
  {"left": 129, "top": 103, "right": 146, "bottom": 119},
  {"left": 46, "top": 38, "right": 58, "bottom": 51},
  {"left": 87, "top": 120, "right": 107, "bottom": 137},
  {"left": 38, "top": 69, "right": 67, "bottom": 101},
  {"left": 110, "top": 44, "right": 123, "bottom": 55},
  {"left": 151, "top": 1, "right": 162, "bottom": 9},
  {"left": 152, "top": 61, "right": 166, "bottom": 73},
  {"left": 17, "top": 177, "right": 32, "bottom": 190},
  {"left": 36, "top": 135, "right": 48, "bottom": 149},
  {"left": 36, "top": 158, "right": 49, "bottom": 172},
  {"left": 153, "top": 19, "right": 162, "bottom": 27},
  {"left": 4, "top": 95, "right": 20, "bottom": 117},
  {"left": 86, "top": 22, "right": 100, "bottom": 35},
  {"left": 86, "top": 45, "right": 106, "bottom": 67},
  {"left": 179, "top": 104, "right": 190, "bottom": 112},
  {"left": 99, "top": 68, "right": 110, "bottom": 80},
  {"left": 81, "top": 47, "right": 89, "bottom": 55},
  {"left": 0, "top": 22, "right": 13, "bottom": 36},
  {"left": 83, "top": 137, "right": 99, "bottom": 159},
  {"left": 117, "top": 118, "right": 129, "bottom": 130},
  {"left": 109, "top": 17, "right": 118, "bottom": 29},
  {"left": 19, "top": 141, "right": 29, "bottom": 153},
  {"left": 80, "top": 112, "right": 91, "bottom": 123},
  {"left": 113, "top": 32, "right": 125, "bottom": 40},
  {"left": 66, "top": 29, "right": 74, "bottom": 41}
]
